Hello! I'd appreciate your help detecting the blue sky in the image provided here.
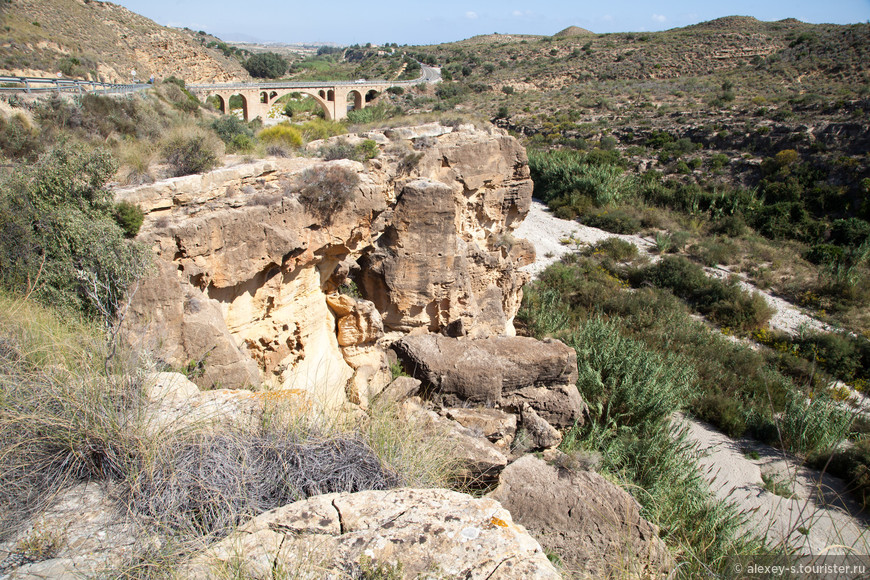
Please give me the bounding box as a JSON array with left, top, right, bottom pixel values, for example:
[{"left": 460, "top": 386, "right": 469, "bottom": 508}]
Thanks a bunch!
[{"left": 114, "top": 0, "right": 870, "bottom": 45}]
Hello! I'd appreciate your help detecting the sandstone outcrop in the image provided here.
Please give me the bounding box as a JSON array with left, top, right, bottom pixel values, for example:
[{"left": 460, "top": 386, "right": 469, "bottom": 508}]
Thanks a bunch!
[
  {"left": 183, "top": 488, "right": 562, "bottom": 579},
  {"left": 118, "top": 125, "right": 534, "bottom": 409},
  {"left": 488, "top": 456, "right": 673, "bottom": 579},
  {"left": 394, "top": 334, "right": 586, "bottom": 428},
  {"left": 400, "top": 398, "right": 508, "bottom": 484},
  {"left": 0, "top": 483, "right": 142, "bottom": 579}
]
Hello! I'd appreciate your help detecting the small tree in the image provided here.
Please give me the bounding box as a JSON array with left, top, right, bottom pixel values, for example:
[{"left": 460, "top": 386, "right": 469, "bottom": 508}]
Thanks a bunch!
[{"left": 243, "top": 52, "right": 288, "bottom": 79}]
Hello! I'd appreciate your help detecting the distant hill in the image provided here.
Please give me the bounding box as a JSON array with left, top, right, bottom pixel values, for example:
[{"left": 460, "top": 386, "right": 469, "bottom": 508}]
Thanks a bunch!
[
  {"left": 0, "top": 0, "right": 249, "bottom": 83},
  {"left": 553, "top": 26, "right": 594, "bottom": 38}
]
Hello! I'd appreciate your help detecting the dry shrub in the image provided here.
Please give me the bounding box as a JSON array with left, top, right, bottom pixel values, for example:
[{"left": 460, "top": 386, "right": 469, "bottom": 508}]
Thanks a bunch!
[
  {"left": 161, "top": 126, "right": 224, "bottom": 177},
  {"left": 295, "top": 163, "right": 359, "bottom": 224}
]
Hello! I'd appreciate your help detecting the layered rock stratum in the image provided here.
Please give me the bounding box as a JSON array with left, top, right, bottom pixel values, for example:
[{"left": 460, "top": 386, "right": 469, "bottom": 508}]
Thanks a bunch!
[{"left": 117, "top": 124, "right": 534, "bottom": 409}]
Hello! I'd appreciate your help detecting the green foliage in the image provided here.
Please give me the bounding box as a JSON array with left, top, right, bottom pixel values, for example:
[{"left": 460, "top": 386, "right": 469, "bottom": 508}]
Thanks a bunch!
[
  {"left": 356, "top": 139, "right": 380, "bottom": 160},
  {"left": 345, "top": 104, "right": 401, "bottom": 124},
  {"left": 591, "top": 237, "right": 638, "bottom": 261},
  {"left": 299, "top": 118, "right": 347, "bottom": 141},
  {"left": 257, "top": 123, "right": 303, "bottom": 149},
  {"left": 243, "top": 51, "right": 288, "bottom": 79},
  {"left": 112, "top": 201, "right": 144, "bottom": 238},
  {"left": 0, "top": 142, "right": 150, "bottom": 318},
  {"left": 566, "top": 318, "right": 694, "bottom": 429},
  {"left": 631, "top": 256, "right": 774, "bottom": 332},
  {"left": 528, "top": 149, "right": 636, "bottom": 216},
  {"left": 777, "top": 393, "right": 852, "bottom": 455},
  {"left": 581, "top": 208, "right": 641, "bottom": 234},
  {"left": 211, "top": 115, "right": 255, "bottom": 145}
]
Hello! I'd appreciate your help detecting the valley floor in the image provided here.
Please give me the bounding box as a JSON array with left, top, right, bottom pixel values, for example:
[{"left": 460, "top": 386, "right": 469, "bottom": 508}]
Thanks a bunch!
[{"left": 515, "top": 199, "right": 870, "bottom": 554}]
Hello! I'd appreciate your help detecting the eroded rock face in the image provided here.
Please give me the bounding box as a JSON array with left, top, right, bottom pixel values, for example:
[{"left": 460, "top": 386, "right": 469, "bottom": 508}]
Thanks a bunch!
[
  {"left": 119, "top": 125, "right": 534, "bottom": 409},
  {"left": 183, "top": 488, "right": 562, "bottom": 579},
  {"left": 488, "top": 456, "right": 673, "bottom": 579},
  {"left": 394, "top": 334, "right": 585, "bottom": 428}
]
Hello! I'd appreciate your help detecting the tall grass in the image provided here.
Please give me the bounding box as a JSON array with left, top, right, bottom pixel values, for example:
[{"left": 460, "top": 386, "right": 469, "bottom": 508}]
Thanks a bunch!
[{"left": 0, "top": 291, "right": 455, "bottom": 573}]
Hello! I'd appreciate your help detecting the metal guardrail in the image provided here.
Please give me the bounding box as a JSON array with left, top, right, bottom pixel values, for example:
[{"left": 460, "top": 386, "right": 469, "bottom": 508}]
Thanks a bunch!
[
  {"left": 187, "top": 75, "right": 427, "bottom": 92},
  {"left": 0, "top": 67, "right": 437, "bottom": 96},
  {"left": 0, "top": 76, "right": 150, "bottom": 95}
]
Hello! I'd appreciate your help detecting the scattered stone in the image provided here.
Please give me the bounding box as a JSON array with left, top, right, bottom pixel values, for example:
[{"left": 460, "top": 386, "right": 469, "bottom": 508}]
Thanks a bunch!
[
  {"left": 400, "top": 398, "right": 508, "bottom": 485},
  {"left": 489, "top": 456, "right": 673, "bottom": 579},
  {"left": 520, "top": 404, "right": 562, "bottom": 450}
]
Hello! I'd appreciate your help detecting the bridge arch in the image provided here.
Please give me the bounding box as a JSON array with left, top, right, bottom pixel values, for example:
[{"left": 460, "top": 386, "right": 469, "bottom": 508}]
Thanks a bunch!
[
  {"left": 347, "top": 89, "right": 363, "bottom": 112},
  {"left": 365, "top": 89, "right": 379, "bottom": 103},
  {"left": 210, "top": 94, "right": 226, "bottom": 114}
]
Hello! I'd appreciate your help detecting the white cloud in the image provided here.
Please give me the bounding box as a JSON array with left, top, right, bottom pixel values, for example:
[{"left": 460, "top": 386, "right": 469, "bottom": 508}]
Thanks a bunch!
[
  {"left": 601, "top": 14, "right": 613, "bottom": 22},
  {"left": 466, "top": 11, "right": 478, "bottom": 19},
  {"left": 652, "top": 14, "right": 667, "bottom": 23}
]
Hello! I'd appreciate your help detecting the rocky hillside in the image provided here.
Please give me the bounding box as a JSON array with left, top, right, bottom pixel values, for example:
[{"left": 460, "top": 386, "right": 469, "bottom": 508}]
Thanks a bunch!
[
  {"left": 0, "top": 0, "right": 249, "bottom": 83},
  {"left": 116, "top": 123, "right": 536, "bottom": 409}
]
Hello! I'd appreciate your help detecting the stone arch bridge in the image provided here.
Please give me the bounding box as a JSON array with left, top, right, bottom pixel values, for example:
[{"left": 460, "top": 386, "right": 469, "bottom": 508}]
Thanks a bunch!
[{"left": 187, "top": 80, "right": 403, "bottom": 121}]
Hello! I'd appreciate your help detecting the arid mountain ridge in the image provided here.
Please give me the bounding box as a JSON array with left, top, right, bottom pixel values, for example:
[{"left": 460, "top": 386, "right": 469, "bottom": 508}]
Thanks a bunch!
[{"left": 0, "top": 0, "right": 250, "bottom": 83}]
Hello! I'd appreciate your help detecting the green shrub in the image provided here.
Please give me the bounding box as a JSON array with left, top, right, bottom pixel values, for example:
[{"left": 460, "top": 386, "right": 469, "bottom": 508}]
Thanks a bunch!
[
  {"left": 778, "top": 393, "right": 852, "bottom": 455},
  {"left": 162, "top": 128, "right": 223, "bottom": 176},
  {"left": 356, "top": 139, "right": 380, "bottom": 160},
  {"left": 300, "top": 119, "right": 347, "bottom": 141},
  {"left": 211, "top": 115, "right": 255, "bottom": 145},
  {"left": 592, "top": 237, "right": 638, "bottom": 261},
  {"left": 243, "top": 52, "right": 288, "bottom": 79},
  {"left": 258, "top": 123, "right": 303, "bottom": 149},
  {"left": 582, "top": 209, "right": 641, "bottom": 234},
  {"left": 631, "top": 256, "right": 773, "bottom": 331},
  {"left": 693, "top": 394, "right": 747, "bottom": 437},
  {"left": 565, "top": 317, "right": 694, "bottom": 429},
  {"left": 112, "top": 201, "right": 144, "bottom": 238},
  {"left": 0, "top": 142, "right": 150, "bottom": 317},
  {"left": 296, "top": 164, "right": 359, "bottom": 224}
]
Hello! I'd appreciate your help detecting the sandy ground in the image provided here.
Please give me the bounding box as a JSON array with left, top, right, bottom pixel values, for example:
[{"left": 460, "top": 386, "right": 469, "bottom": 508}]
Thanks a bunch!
[
  {"left": 515, "top": 199, "right": 870, "bottom": 554},
  {"left": 515, "top": 200, "right": 828, "bottom": 335}
]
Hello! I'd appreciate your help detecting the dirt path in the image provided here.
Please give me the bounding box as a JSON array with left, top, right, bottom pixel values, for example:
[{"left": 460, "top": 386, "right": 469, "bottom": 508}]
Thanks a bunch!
[{"left": 515, "top": 199, "right": 870, "bottom": 553}]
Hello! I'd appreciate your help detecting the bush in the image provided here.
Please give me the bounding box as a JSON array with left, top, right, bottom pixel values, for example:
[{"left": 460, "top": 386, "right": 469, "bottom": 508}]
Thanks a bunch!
[
  {"left": 257, "top": 123, "right": 303, "bottom": 149},
  {"left": 320, "top": 138, "right": 358, "bottom": 161},
  {"left": 211, "top": 115, "right": 254, "bottom": 145},
  {"left": 592, "top": 237, "right": 638, "bottom": 261},
  {"left": 632, "top": 256, "right": 773, "bottom": 331},
  {"left": 0, "top": 142, "right": 151, "bottom": 316},
  {"left": 300, "top": 118, "right": 347, "bottom": 141},
  {"left": 356, "top": 139, "right": 379, "bottom": 160},
  {"left": 296, "top": 164, "right": 360, "bottom": 224},
  {"left": 565, "top": 317, "right": 694, "bottom": 429},
  {"left": 112, "top": 201, "right": 145, "bottom": 238},
  {"left": 582, "top": 209, "right": 641, "bottom": 234},
  {"left": 778, "top": 393, "right": 852, "bottom": 455},
  {"left": 162, "top": 127, "right": 224, "bottom": 176},
  {"left": 0, "top": 114, "right": 42, "bottom": 161},
  {"left": 243, "top": 52, "right": 288, "bottom": 79}
]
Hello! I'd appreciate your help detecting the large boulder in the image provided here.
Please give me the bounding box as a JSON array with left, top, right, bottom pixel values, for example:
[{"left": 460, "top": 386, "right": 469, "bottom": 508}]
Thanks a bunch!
[
  {"left": 184, "top": 488, "right": 562, "bottom": 579},
  {"left": 400, "top": 398, "right": 508, "bottom": 485},
  {"left": 488, "top": 456, "right": 673, "bottom": 579},
  {"left": 394, "top": 334, "right": 585, "bottom": 428}
]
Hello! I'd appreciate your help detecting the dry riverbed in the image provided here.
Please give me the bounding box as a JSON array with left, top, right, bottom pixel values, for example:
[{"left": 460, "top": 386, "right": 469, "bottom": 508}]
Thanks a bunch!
[{"left": 515, "top": 199, "right": 870, "bottom": 554}]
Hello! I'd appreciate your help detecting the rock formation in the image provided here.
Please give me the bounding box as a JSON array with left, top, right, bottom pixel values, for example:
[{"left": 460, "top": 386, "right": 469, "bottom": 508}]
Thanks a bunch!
[
  {"left": 118, "top": 124, "right": 535, "bottom": 410},
  {"left": 394, "top": 334, "right": 586, "bottom": 428},
  {"left": 489, "top": 455, "right": 674, "bottom": 579},
  {"left": 183, "top": 488, "right": 562, "bottom": 579}
]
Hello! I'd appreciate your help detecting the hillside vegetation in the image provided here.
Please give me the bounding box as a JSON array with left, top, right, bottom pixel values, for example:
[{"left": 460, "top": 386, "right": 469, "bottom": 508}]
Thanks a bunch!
[{"left": 0, "top": 0, "right": 249, "bottom": 82}]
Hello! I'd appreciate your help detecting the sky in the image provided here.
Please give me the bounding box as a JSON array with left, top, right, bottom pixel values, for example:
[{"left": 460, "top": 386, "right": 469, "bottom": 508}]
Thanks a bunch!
[{"left": 112, "top": 0, "right": 870, "bottom": 45}]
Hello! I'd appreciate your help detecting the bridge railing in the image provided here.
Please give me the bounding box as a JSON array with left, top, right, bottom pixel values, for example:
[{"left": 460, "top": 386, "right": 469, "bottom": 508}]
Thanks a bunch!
[{"left": 0, "top": 77, "right": 150, "bottom": 95}]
